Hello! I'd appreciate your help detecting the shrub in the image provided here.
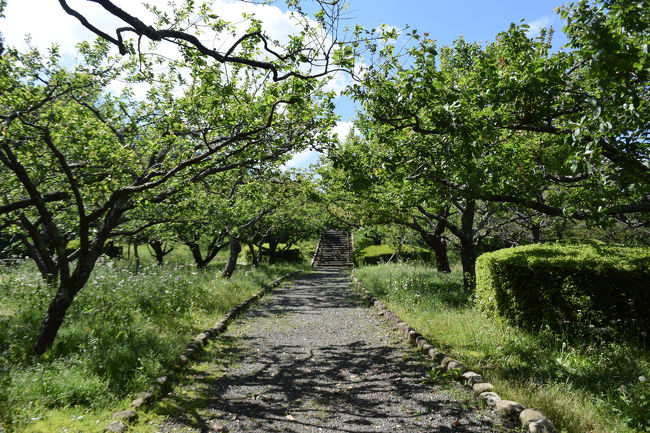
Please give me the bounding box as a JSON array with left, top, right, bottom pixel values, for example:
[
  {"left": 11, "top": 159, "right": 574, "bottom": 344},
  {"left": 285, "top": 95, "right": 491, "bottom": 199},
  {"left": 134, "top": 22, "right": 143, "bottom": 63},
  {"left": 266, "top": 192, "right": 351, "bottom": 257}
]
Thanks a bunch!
[
  {"left": 475, "top": 242, "right": 650, "bottom": 337},
  {"left": 244, "top": 244, "right": 303, "bottom": 263},
  {"left": 354, "top": 244, "right": 432, "bottom": 266}
]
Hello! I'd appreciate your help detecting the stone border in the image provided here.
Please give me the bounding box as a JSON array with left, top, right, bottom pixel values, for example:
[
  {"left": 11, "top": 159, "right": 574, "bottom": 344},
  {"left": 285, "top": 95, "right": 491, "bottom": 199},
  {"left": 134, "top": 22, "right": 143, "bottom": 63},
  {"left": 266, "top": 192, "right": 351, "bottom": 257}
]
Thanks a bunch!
[
  {"left": 104, "top": 270, "right": 303, "bottom": 433},
  {"left": 350, "top": 269, "right": 557, "bottom": 433}
]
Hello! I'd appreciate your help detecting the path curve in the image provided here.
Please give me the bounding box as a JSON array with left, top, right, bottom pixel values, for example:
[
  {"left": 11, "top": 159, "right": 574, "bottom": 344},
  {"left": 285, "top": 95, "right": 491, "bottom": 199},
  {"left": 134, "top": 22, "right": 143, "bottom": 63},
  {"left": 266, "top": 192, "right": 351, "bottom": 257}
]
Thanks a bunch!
[{"left": 157, "top": 268, "right": 513, "bottom": 433}]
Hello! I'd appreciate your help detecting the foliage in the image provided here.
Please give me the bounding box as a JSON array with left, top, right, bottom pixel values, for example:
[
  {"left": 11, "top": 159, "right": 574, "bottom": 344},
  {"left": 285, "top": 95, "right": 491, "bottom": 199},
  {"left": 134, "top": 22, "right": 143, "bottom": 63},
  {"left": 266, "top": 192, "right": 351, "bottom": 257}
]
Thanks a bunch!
[
  {"left": 0, "top": 22, "right": 335, "bottom": 352},
  {"left": 353, "top": 244, "right": 432, "bottom": 266},
  {"left": 355, "top": 262, "right": 650, "bottom": 433},
  {"left": 244, "top": 243, "right": 304, "bottom": 263},
  {"left": 0, "top": 256, "right": 305, "bottom": 430},
  {"left": 475, "top": 241, "right": 650, "bottom": 338}
]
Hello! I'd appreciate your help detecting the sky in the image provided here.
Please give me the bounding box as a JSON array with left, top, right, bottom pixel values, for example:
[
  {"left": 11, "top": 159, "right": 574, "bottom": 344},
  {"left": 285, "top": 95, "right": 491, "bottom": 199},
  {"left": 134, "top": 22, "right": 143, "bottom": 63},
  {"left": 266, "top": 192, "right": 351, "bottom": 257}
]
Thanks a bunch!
[{"left": 1, "top": 0, "right": 569, "bottom": 168}]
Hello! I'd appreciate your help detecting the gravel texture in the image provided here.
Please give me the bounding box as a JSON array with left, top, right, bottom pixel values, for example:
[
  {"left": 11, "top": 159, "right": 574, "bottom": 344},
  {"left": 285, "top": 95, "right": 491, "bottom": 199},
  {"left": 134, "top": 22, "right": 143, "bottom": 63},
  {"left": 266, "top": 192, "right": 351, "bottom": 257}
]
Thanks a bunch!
[{"left": 156, "top": 268, "right": 515, "bottom": 433}]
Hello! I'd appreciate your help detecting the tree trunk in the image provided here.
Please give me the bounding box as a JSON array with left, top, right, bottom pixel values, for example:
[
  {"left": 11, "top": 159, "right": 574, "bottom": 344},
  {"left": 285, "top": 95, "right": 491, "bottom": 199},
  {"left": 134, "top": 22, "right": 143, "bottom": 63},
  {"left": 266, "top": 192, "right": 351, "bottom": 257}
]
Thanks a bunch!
[
  {"left": 430, "top": 236, "right": 451, "bottom": 273},
  {"left": 531, "top": 223, "right": 541, "bottom": 243},
  {"left": 133, "top": 242, "right": 140, "bottom": 272},
  {"left": 267, "top": 241, "right": 278, "bottom": 264},
  {"left": 221, "top": 235, "right": 241, "bottom": 278},
  {"left": 248, "top": 243, "right": 259, "bottom": 267},
  {"left": 418, "top": 227, "right": 451, "bottom": 273},
  {"left": 459, "top": 201, "right": 477, "bottom": 290},
  {"left": 187, "top": 242, "right": 207, "bottom": 269},
  {"left": 149, "top": 241, "right": 171, "bottom": 265},
  {"left": 31, "top": 278, "right": 82, "bottom": 355}
]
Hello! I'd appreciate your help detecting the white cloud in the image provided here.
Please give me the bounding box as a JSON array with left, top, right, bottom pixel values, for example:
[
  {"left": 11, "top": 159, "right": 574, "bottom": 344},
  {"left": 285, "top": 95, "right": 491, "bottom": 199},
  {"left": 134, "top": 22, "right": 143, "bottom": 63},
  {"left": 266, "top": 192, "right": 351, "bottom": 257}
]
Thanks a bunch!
[
  {"left": 284, "top": 149, "right": 321, "bottom": 169},
  {"left": 2, "top": 1, "right": 330, "bottom": 67},
  {"left": 526, "top": 15, "right": 554, "bottom": 37},
  {"left": 333, "top": 120, "right": 355, "bottom": 142}
]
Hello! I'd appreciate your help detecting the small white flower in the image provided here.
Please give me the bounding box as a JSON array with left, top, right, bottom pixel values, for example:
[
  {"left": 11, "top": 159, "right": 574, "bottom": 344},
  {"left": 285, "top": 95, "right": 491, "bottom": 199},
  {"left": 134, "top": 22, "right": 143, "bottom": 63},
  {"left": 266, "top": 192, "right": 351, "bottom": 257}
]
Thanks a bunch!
[{"left": 640, "top": 376, "right": 646, "bottom": 383}]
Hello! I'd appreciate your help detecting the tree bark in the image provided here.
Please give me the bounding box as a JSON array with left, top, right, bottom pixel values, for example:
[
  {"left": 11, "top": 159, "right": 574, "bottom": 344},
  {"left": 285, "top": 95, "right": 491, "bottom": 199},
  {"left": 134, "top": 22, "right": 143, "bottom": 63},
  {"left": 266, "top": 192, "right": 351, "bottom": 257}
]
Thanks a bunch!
[
  {"left": 133, "top": 242, "right": 140, "bottom": 272},
  {"left": 31, "top": 277, "right": 84, "bottom": 355},
  {"left": 267, "top": 240, "right": 278, "bottom": 264},
  {"left": 459, "top": 201, "right": 477, "bottom": 290},
  {"left": 187, "top": 241, "right": 207, "bottom": 269},
  {"left": 531, "top": 222, "right": 541, "bottom": 243},
  {"left": 149, "top": 240, "right": 172, "bottom": 265},
  {"left": 417, "top": 227, "right": 451, "bottom": 273},
  {"left": 221, "top": 235, "right": 241, "bottom": 278},
  {"left": 248, "top": 242, "right": 259, "bottom": 267}
]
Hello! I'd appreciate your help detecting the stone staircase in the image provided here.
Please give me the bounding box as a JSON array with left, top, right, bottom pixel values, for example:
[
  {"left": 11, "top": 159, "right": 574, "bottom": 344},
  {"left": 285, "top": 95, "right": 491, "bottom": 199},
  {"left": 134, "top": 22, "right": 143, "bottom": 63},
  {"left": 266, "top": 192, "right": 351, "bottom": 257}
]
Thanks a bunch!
[{"left": 312, "top": 230, "right": 353, "bottom": 267}]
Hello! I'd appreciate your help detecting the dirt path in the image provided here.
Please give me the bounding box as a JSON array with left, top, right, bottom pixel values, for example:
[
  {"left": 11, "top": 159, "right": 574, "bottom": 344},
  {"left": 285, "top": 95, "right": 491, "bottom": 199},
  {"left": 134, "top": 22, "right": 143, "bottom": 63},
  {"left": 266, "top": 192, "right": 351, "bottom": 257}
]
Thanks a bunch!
[{"left": 155, "top": 268, "right": 513, "bottom": 433}]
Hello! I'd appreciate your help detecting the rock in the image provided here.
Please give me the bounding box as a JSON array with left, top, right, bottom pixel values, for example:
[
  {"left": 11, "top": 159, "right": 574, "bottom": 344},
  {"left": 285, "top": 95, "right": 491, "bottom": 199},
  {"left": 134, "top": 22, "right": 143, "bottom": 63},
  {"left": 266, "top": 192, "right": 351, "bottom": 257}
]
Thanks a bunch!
[
  {"left": 415, "top": 336, "right": 427, "bottom": 347},
  {"left": 420, "top": 342, "right": 433, "bottom": 353},
  {"left": 528, "top": 418, "right": 556, "bottom": 433},
  {"left": 428, "top": 349, "right": 445, "bottom": 363},
  {"left": 479, "top": 391, "right": 501, "bottom": 407},
  {"left": 440, "top": 356, "right": 455, "bottom": 368},
  {"left": 105, "top": 421, "right": 128, "bottom": 432},
  {"left": 408, "top": 330, "right": 420, "bottom": 343},
  {"left": 464, "top": 373, "right": 487, "bottom": 386},
  {"left": 113, "top": 410, "right": 137, "bottom": 423},
  {"left": 461, "top": 371, "right": 480, "bottom": 383},
  {"left": 520, "top": 408, "right": 546, "bottom": 426},
  {"left": 194, "top": 333, "right": 209, "bottom": 345},
  {"left": 473, "top": 382, "right": 494, "bottom": 395},
  {"left": 446, "top": 360, "right": 466, "bottom": 372},
  {"left": 496, "top": 399, "right": 525, "bottom": 417}
]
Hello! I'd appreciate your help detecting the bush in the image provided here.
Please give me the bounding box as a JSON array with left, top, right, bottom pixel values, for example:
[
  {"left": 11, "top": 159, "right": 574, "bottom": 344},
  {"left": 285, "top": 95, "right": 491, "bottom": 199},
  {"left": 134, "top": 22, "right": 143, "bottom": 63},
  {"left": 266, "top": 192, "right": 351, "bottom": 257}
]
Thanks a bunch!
[
  {"left": 244, "top": 244, "right": 303, "bottom": 264},
  {"left": 475, "top": 242, "right": 650, "bottom": 337},
  {"left": 354, "top": 244, "right": 432, "bottom": 266}
]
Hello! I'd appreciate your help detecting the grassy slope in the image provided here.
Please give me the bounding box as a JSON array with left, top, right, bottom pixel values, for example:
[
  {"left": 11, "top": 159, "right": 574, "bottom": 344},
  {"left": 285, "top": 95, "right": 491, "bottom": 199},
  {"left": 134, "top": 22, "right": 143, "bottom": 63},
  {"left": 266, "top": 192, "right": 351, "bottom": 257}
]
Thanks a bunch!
[
  {"left": 354, "top": 263, "right": 650, "bottom": 433},
  {"left": 0, "top": 247, "right": 309, "bottom": 432}
]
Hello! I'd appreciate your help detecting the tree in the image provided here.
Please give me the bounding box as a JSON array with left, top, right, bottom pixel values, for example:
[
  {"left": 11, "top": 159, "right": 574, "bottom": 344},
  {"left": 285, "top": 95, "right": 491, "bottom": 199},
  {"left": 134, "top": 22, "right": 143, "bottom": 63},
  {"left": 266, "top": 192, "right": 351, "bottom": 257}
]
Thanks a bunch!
[
  {"left": 338, "top": 2, "right": 648, "bottom": 285},
  {"left": 0, "top": 10, "right": 337, "bottom": 354}
]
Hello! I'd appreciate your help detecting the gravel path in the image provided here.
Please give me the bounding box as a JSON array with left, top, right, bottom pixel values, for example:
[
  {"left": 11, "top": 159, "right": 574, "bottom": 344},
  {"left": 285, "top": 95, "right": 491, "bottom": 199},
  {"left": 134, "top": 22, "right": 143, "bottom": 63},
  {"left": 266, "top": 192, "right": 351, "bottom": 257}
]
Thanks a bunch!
[{"left": 156, "top": 268, "right": 514, "bottom": 433}]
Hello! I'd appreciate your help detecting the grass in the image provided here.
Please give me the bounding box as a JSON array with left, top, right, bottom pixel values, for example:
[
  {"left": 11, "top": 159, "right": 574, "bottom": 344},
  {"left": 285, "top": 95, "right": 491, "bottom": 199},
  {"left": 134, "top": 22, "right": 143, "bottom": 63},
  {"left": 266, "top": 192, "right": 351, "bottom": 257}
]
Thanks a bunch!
[
  {"left": 354, "top": 262, "right": 650, "bottom": 433},
  {"left": 0, "top": 249, "right": 309, "bottom": 432}
]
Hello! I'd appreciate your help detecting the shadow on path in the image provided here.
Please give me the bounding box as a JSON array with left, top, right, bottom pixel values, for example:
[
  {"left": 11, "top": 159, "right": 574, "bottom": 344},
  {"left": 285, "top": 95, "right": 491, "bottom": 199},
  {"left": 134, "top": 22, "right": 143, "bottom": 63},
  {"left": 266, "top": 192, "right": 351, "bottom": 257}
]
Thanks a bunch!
[{"left": 153, "top": 269, "right": 513, "bottom": 433}]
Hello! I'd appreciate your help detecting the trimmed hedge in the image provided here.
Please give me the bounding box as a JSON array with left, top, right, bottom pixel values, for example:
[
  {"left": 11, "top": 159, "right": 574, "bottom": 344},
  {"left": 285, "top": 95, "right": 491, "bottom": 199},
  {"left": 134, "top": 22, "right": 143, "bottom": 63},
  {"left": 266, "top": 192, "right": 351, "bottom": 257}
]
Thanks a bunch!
[
  {"left": 475, "top": 242, "right": 650, "bottom": 337},
  {"left": 354, "top": 244, "right": 432, "bottom": 266}
]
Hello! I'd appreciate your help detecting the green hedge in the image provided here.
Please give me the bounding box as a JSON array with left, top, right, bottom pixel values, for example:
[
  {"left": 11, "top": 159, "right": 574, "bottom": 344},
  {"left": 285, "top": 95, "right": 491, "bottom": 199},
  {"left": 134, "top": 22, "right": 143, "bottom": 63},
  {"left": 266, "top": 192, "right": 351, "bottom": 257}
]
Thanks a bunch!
[
  {"left": 354, "top": 244, "right": 432, "bottom": 266},
  {"left": 475, "top": 242, "right": 650, "bottom": 337}
]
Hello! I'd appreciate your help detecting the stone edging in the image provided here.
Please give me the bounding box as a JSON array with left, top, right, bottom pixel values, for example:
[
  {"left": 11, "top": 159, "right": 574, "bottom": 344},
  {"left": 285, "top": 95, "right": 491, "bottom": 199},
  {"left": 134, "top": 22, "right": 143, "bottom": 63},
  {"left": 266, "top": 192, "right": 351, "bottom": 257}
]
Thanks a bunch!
[
  {"left": 104, "top": 270, "right": 303, "bottom": 433},
  {"left": 350, "top": 269, "right": 557, "bottom": 433}
]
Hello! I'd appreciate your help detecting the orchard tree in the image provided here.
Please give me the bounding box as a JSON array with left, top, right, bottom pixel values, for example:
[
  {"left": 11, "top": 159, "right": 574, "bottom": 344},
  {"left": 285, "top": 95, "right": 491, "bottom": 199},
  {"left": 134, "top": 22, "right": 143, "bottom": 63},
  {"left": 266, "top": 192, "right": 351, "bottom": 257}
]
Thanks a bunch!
[
  {"left": 244, "top": 171, "right": 326, "bottom": 265},
  {"left": 1, "top": 0, "right": 342, "bottom": 354},
  {"left": 349, "top": 2, "right": 648, "bottom": 221}
]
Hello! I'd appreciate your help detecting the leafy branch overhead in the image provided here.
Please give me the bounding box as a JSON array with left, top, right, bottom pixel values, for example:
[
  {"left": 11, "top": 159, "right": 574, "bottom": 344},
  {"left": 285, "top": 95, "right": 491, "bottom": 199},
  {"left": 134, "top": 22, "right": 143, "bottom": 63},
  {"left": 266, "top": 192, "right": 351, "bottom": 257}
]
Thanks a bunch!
[{"left": 58, "top": 0, "right": 353, "bottom": 81}]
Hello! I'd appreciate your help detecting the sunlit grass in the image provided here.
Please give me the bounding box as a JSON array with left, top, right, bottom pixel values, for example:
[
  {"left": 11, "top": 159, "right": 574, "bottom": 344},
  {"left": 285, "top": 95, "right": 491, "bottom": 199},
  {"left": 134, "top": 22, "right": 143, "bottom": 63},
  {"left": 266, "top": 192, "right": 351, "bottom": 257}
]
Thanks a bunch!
[
  {"left": 355, "top": 262, "right": 650, "bottom": 433},
  {"left": 0, "top": 253, "right": 307, "bottom": 432}
]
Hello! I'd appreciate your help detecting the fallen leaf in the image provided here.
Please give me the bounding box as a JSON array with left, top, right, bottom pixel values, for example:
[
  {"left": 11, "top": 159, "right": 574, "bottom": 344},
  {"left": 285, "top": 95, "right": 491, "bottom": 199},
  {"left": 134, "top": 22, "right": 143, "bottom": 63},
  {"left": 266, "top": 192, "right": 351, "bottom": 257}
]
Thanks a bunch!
[
  {"left": 286, "top": 414, "right": 295, "bottom": 421},
  {"left": 452, "top": 419, "right": 460, "bottom": 428}
]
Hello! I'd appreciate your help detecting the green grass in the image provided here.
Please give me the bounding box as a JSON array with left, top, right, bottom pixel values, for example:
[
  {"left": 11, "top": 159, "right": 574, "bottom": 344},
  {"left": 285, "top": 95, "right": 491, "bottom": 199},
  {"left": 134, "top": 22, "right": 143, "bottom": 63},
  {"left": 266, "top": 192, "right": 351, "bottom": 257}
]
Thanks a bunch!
[
  {"left": 0, "top": 254, "right": 307, "bottom": 432},
  {"left": 354, "top": 262, "right": 650, "bottom": 433}
]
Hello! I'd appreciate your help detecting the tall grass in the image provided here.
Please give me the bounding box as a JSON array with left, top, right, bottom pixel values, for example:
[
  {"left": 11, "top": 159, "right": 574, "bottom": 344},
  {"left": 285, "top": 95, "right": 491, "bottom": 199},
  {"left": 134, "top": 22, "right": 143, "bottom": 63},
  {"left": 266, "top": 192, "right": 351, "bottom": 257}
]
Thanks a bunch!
[
  {"left": 0, "top": 255, "right": 305, "bottom": 431},
  {"left": 355, "top": 263, "right": 650, "bottom": 433}
]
